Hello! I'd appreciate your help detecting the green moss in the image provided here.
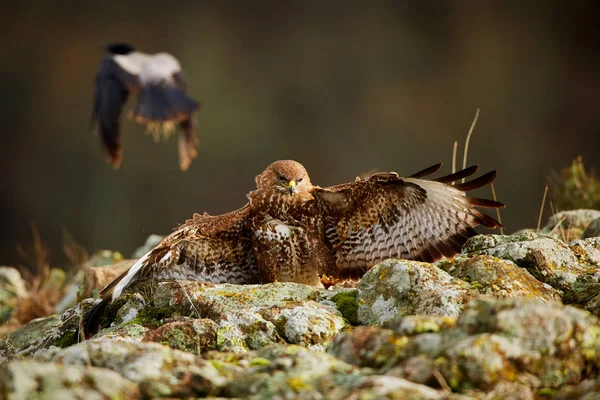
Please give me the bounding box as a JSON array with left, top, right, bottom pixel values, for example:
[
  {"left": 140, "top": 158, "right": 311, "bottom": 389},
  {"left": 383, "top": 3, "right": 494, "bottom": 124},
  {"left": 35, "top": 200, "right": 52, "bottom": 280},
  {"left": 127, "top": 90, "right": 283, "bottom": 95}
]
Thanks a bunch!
[
  {"left": 58, "top": 331, "right": 78, "bottom": 348},
  {"left": 331, "top": 290, "right": 358, "bottom": 325},
  {"left": 249, "top": 357, "right": 271, "bottom": 366},
  {"left": 137, "top": 305, "right": 175, "bottom": 325},
  {"left": 538, "top": 388, "right": 556, "bottom": 397}
]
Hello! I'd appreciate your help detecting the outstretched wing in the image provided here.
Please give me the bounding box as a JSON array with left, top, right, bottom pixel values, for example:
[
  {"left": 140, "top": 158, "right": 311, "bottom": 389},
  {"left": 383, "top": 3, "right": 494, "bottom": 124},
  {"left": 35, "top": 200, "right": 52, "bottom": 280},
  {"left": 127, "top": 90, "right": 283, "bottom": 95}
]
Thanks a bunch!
[
  {"left": 313, "top": 164, "right": 503, "bottom": 280},
  {"left": 84, "top": 204, "right": 256, "bottom": 334},
  {"left": 92, "top": 57, "right": 140, "bottom": 169}
]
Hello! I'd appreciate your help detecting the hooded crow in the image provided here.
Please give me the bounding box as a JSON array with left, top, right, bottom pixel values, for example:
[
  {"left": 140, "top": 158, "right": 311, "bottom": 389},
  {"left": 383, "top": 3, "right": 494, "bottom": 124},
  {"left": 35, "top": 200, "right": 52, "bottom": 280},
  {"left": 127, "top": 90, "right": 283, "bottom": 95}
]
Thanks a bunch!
[{"left": 92, "top": 43, "right": 201, "bottom": 171}]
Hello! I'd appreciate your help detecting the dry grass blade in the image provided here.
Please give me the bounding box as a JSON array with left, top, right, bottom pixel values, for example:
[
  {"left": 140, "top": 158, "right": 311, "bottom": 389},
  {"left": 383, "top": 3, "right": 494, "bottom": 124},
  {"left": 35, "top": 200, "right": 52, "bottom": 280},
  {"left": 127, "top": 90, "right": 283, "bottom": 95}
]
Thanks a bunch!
[
  {"left": 490, "top": 183, "right": 504, "bottom": 235},
  {"left": 16, "top": 224, "right": 50, "bottom": 285},
  {"left": 62, "top": 229, "right": 89, "bottom": 270},
  {"left": 452, "top": 140, "right": 458, "bottom": 175},
  {"left": 462, "top": 108, "right": 480, "bottom": 183},
  {"left": 536, "top": 184, "right": 549, "bottom": 232}
]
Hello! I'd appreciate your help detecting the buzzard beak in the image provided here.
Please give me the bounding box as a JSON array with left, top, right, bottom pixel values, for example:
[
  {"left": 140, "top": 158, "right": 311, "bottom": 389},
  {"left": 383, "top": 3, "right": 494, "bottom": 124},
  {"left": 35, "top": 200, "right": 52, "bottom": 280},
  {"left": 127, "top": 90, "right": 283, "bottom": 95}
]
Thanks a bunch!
[{"left": 286, "top": 180, "right": 297, "bottom": 195}]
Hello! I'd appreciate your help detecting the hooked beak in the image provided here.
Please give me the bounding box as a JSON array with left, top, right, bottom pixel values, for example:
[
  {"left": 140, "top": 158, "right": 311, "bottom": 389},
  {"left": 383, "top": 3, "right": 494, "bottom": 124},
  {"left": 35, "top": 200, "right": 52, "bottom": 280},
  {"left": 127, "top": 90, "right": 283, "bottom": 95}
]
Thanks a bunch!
[{"left": 285, "top": 180, "right": 297, "bottom": 195}]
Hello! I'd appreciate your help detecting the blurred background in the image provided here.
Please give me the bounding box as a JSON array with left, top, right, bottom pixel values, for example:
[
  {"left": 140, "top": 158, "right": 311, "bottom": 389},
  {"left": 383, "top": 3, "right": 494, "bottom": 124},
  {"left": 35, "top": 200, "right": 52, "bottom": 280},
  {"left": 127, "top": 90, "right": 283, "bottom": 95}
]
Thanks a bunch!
[{"left": 1, "top": 1, "right": 599, "bottom": 267}]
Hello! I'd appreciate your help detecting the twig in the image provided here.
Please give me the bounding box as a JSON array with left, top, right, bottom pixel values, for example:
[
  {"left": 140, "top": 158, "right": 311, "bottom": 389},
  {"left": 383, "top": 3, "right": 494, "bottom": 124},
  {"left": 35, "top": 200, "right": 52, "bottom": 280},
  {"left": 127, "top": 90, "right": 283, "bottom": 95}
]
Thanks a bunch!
[
  {"left": 490, "top": 183, "right": 504, "bottom": 235},
  {"left": 536, "top": 185, "right": 549, "bottom": 232},
  {"left": 462, "top": 108, "right": 480, "bottom": 182},
  {"left": 451, "top": 141, "right": 458, "bottom": 175}
]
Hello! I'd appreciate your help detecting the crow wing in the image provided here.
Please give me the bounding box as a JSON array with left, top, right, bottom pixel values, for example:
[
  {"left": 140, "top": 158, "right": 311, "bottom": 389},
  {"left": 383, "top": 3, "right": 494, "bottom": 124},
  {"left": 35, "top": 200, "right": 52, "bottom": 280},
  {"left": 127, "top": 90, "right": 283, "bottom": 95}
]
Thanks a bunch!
[{"left": 92, "top": 57, "right": 140, "bottom": 168}]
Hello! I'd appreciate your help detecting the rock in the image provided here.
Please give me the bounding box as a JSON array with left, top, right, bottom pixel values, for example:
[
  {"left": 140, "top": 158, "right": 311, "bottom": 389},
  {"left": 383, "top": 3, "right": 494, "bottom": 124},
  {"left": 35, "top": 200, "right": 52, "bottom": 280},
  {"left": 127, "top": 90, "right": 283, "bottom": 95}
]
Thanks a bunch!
[
  {"left": 541, "top": 209, "right": 600, "bottom": 241},
  {"left": 79, "top": 259, "right": 135, "bottom": 300},
  {"left": 216, "top": 344, "right": 359, "bottom": 398},
  {"left": 36, "top": 340, "right": 226, "bottom": 398},
  {"left": 0, "top": 314, "right": 61, "bottom": 361},
  {"left": 144, "top": 280, "right": 345, "bottom": 351},
  {"left": 382, "top": 315, "right": 457, "bottom": 335},
  {"left": 216, "top": 344, "right": 457, "bottom": 399},
  {"left": 142, "top": 318, "right": 218, "bottom": 354},
  {"left": 331, "top": 298, "right": 600, "bottom": 394},
  {"left": 584, "top": 217, "right": 600, "bottom": 239},
  {"left": 464, "top": 233, "right": 600, "bottom": 303},
  {"left": 570, "top": 237, "right": 600, "bottom": 266},
  {"left": 357, "top": 259, "right": 476, "bottom": 325},
  {"left": 439, "top": 255, "right": 561, "bottom": 301},
  {"left": 0, "top": 267, "right": 26, "bottom": 323},
  {"left": 132, "top": 234, "right": 164, "bottom": 258},
  {"left": 555, "top": 378, "right": 600, "bottom": 400},
  {"left": 0, "top": 360, "right": 139, "bottom": 399},
  {"left": 55, "top": 270, "right": 83, "bottom": 314}
]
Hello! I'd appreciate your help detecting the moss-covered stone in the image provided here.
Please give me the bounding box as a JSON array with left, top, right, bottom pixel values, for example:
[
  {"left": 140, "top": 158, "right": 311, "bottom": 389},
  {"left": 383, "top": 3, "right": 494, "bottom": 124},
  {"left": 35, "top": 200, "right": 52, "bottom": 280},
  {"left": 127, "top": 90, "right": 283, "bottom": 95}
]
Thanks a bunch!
[
  {"left": 142, "top": 318, "right": 218, "bottom": 354},
  {"left": 331, "top": 290, "right": 358, "bottom": 325},
  {"left": 35, "top": 340, "right": 226, "bottom": 398},
  {"left": 438, "top": 255, "right": 561, "bottom": 301}
]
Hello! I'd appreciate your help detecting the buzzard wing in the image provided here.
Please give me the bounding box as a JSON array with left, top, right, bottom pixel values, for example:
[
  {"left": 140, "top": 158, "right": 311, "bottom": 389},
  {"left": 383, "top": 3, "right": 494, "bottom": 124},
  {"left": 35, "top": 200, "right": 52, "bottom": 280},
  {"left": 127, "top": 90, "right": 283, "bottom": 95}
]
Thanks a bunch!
[
  {"left": 84, "top": 204, "right": 256, "bottom": 334},
  {"left": 92, "top": 57, "right": 140, "bottom": 168},
  {"left": 313, "top": 164, "right": 503, "bottom": 280}
]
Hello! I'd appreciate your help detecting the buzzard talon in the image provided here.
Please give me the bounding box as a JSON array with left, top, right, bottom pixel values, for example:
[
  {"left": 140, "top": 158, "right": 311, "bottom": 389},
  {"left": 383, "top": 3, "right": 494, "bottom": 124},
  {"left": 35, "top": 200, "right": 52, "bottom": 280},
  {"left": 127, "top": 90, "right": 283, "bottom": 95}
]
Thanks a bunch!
[
  {"left": 320, "top": 274, "right": 341, "bottom": 289},
  {"left": 84, "top": 160, "right": 503, "bottom": 335}
]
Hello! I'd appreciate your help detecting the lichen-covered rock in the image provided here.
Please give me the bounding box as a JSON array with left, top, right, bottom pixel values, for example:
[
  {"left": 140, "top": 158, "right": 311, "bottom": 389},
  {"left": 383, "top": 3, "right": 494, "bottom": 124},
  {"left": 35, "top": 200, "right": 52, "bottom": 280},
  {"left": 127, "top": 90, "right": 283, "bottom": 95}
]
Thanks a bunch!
[
  {"left": 217, "top": 344, "right": 360, "bottom": 398},
  {"left": 36, "top": 340, "right": 226, "bottom": 398},
  {"left": 331, "top": 298, "right": 600, "bottom": 395},
  {"left": 0, "top": 266, "right": 26, "bottom": 323},
  {"left": 584, "top": 217, "right": 600, "bottom": 239},
  {"left": 570, "top": 237, "right": 600, "bottom": 266},
  {"left": 382, "top": 315, "right": 457, "bottom": 335},
  {"left": 0, "top": 360, "right": 139, "bottom": 399},
  {"left": 464, "top": 233, "right": 600, "bottom": 303},
  {"left": 555, "top": 378, "right": 600, "bottom": 400},
  {"left": 357, "top": 260, "right": 476, "bottom": 325},
  {"left": 541, "top": 209, "right": 600, "bottom": 241},
  {"left": 142, "top": 318, "right": 218, "bottom": 354},
  {"left": 439, "top": 255, "right": 561, "bottom": 301},
  {"left": 215, "top": 311, "right": 284, "bottom": 353},
  {"left": 0, "top": 314, "right": 61, "bottom": 361},
  {"left": 145, "top": 280, "right": 345, "bottom": 351}
]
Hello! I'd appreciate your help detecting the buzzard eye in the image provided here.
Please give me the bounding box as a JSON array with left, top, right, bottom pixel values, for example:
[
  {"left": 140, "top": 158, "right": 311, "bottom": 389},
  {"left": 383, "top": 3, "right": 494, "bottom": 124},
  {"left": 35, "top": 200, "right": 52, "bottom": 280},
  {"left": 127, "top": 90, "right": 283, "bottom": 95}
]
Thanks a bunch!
[
  {"left": 298, "top": 178, "right": 303, "bottom": 182},
  {"left": 279, "top": 175, "right": 286, "bottom": 182}
]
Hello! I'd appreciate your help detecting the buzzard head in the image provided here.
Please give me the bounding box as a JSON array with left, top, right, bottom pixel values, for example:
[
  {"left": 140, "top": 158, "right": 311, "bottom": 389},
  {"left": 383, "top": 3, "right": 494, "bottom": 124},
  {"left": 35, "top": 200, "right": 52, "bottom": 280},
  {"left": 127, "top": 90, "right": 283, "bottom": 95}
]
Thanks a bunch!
[{"left": 254, "top": 160, "right": 312, "bottom": 197}]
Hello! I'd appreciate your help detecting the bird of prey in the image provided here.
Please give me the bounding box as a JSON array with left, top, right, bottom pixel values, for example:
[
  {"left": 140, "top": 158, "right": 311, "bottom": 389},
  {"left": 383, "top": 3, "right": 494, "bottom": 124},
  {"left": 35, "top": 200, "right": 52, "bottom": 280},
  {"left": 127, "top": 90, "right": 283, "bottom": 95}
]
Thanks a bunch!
[
  {"left": 92, "top": 43, "right": 201, "bottom": 171},
  {"left": 84, "top": 160, "right": 503, "bottom": 333}
]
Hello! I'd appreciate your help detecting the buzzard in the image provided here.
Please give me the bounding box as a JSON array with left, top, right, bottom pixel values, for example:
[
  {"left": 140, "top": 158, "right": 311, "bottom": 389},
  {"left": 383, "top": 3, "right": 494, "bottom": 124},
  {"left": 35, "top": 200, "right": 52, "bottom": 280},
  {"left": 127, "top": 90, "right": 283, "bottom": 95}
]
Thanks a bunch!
[
  {"left": 84, "top": 160, "right": 503, "bottom": 332},
  {"left": 92, "top": 43, "right": 201, "bottom": 171}
]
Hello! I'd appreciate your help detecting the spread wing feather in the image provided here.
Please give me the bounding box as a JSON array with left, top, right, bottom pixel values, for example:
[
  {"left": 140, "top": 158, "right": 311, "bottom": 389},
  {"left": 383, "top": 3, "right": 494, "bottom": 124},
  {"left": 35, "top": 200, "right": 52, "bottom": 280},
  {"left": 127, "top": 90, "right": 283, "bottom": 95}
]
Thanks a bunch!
[
  {"left": 83, "top": 205, "right": 256, "bottom": 335},
  {"left": 314, "top": 164, "right": 503, "bottom": 281}
]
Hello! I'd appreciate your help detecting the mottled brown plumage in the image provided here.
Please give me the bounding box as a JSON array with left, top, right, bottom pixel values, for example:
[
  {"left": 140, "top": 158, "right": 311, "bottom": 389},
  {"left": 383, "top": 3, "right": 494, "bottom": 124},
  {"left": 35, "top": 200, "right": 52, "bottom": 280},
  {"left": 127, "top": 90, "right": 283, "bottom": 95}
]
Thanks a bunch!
[{"left": 84, "top": 159, "right": 503, "bottom": 334}]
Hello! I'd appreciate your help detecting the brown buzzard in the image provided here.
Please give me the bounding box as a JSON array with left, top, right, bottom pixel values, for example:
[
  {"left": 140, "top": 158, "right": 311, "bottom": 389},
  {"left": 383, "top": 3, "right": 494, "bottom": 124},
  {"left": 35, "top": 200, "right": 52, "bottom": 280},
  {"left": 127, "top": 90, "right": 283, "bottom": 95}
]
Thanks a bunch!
[
  {"left": 84, "top": 160, "right": 503, "bottom": 332},
  {"left": 92, "top": 43, "right": 200, "bottom": 171}
]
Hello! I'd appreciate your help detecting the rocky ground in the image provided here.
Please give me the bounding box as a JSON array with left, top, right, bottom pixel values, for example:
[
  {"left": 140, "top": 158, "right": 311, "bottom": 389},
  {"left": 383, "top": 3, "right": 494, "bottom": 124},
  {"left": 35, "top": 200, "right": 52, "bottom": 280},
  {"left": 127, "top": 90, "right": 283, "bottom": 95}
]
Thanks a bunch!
[{"left": 2, "top": 210, "right": 600, "bottom": 399}]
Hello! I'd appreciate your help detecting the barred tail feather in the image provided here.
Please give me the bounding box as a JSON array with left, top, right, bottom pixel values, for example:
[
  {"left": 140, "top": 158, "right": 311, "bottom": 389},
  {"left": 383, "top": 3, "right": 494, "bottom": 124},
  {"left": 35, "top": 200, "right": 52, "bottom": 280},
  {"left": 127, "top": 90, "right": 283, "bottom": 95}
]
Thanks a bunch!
[{"left": 83, "top": 252, "right": 150, "bottom": 335}]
